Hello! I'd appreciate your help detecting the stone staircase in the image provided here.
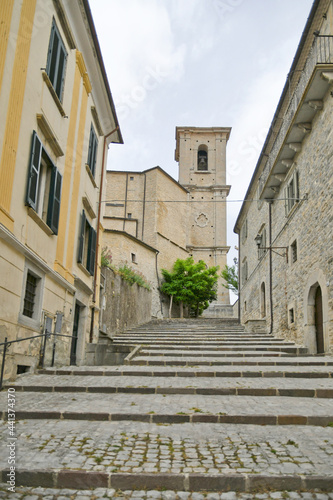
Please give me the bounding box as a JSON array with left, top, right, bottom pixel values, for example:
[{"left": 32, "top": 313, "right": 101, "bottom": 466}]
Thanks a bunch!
[{"left": 1, "top": 319, "right": 333, "bottom": 499}]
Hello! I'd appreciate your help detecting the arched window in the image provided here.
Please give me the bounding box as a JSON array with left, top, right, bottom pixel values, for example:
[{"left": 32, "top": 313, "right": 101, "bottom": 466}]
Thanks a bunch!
[{"left": 197, "top": 146, "right": 208, "bottom": 171}]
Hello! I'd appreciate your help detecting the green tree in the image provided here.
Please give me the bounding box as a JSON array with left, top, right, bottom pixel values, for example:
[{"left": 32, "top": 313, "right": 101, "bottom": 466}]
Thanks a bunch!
[
  {"left": 161, "top": 257, "right": 219, "bottom": 318},
  {"left": 221, "top": 257, "right": 238, "bottom": 295}
]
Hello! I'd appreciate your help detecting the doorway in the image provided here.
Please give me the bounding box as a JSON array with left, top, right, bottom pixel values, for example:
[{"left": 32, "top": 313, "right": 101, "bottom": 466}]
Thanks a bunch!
[
  {"left": 315, "top": 286, "right": 324, "bottom": 354},
  {"left": 70, "top": 303, "right": 80, "bottom": 365}
]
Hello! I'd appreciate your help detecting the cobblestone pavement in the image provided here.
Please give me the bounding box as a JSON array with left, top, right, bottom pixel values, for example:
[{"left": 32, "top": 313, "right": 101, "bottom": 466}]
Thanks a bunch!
[
  {"left": 1, "top": 421, "right": 333, "bottom": 476},
  {"left": 1, "top": 483, "right": 333, "bottom": 500}
]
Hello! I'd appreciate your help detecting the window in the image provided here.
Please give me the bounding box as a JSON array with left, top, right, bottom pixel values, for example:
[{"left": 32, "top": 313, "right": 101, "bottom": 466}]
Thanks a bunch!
[
  {"left": 289, "top": 308, "right": 295, "bottom": 324},
  {"left": 285, "top": 171, "right": 299, "bottom": 215},
  {"left": 131, "top": 253, "right": 137, "bottom": 263},
  {"left": 291, "top": 240, "right": 297, "bottom": 263},
  {"left": 258, "top": 228, "right": 267, "bottom": 260},
  {"left": 77, "top": 210, "right": 97, "bottom": 275},
  {"left": 46, "top": 19, "right": 67, "bottom": 101},
  {"left": 241, "top": 218, "right": 248, "bottom": 244},
  {"left": 130, "top": 176, "right": 134, "bottom": 181},
  {"left": 260, "top": 282, "right": 266, "bottom": 318},
  {"left": 26, "top": 131, "right": 62, "bottom": 234},
  {"left": 241, "top": 259, "right": 248, "bottom": 285},
  {"left": 87, "top": 125, "right": 98, "bottom": 177},
  {"left": 23, "top": 272, "right": 38, "bottom": 318},
  {"left": 127, "top": 213, "right": 132, "bottom": 219},
  {"left": 19, "top": 262, "right": 44, "bottom": 328},
  {"left": 197, "top": 147, "right": 208, "bottom": 170}
]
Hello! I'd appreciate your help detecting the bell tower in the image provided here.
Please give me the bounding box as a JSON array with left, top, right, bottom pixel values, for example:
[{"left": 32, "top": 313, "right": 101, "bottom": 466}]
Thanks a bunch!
[{"left": 175, "top": 126, "right": 231, "bottom": 305}]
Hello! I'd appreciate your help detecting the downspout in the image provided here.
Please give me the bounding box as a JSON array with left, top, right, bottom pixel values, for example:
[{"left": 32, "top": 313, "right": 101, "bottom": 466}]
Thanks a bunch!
[
  {"left": 123, "top": 173, "right": 128, "bottom": 230},
  {"left": 142, "top": 173, "right": 146, "bottom": 240},
  {"left": 238, "top": 233, "right": 241, "bottom": 324},
  {"left": 268, "top": 201, "right": 274, "bottom": 334},
  {"left": 155, "top": 250, "right": 163, "bottom": 316},
  {"left": 91, "top": 127, "right": 120, "bottom": 340}
]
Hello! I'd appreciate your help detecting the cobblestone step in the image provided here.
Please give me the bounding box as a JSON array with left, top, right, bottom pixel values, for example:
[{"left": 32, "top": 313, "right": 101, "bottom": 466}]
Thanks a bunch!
[
  {"left": 1, "top": 421, "right": 333, "bottom": 495},
  {"left": 1, "top": 392, "right": 333, "bottom": 424},
  {"left": 127, "top": 356, "right": 333, "bottom": 366},
  {"left": 38, "top": 366, "right": 333, "bottom": 377},
  {"left": 1, "top": 485, "right": 333, "bottom": 499}
]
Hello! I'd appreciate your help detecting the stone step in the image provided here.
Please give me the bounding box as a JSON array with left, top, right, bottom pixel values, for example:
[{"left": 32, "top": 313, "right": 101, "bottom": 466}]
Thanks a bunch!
[
  {"left": 2, "top": 392, "right": 333, "bottom": 425},
  {"left": 129, "top": 355, "right": 327, "bottom": 366},
  {"left": 1, "top": 420, "right": 333, "bottom": 494},
  {"left": 2, "top": 485, "right": 333, "bottom": 499},
  {"left": 138, "top": 347, "right": 308, "bottom": 355}
]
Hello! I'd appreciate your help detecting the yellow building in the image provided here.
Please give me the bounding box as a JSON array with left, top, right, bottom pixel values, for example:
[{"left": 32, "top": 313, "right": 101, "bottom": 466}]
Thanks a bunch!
[{"left": 0, "top": 0, "right": 122, "bottom": 380}]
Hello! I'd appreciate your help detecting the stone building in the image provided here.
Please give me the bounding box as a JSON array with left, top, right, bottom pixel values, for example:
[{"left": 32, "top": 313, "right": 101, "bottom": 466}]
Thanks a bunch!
[
  {"left": 234, "top": 0, "right": 333, "bottom": 353},
  {"left": 103, "top": 126, "right": 232, "bottom": 317},
  {"left": 0, "top": 0, "right": 122, "bottom": 379}
]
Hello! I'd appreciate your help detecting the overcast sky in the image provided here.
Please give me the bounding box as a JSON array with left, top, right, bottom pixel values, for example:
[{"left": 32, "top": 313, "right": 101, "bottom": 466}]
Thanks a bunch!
[{"left": 90, "top": 0, "right": 313, "bottom": 299}]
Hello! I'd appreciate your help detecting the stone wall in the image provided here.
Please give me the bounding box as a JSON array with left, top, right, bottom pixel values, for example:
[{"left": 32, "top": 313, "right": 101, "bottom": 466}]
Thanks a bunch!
[
  {"left": 100, "top": 266, "right": 152, "bottom": 337},
  {"left": 237, "top": 64, "right": 333, "bottom": 353}
]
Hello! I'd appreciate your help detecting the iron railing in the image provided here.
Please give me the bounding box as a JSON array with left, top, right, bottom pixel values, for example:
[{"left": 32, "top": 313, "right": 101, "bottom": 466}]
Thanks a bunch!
[
  {"left": 259, "top": 35, "right": 333, "bottom": 196},
  {"left": 0, "top": 332, "right": 72, "bottom": 390}
]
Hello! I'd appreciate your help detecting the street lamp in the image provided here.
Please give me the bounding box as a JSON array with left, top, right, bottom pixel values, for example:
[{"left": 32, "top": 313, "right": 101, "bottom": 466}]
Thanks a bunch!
[{"left": 255, "top": 234, "right": 289, "bottom": 263}]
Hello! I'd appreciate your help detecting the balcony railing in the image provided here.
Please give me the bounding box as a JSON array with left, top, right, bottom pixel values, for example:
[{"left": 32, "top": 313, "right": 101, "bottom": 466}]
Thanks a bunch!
[{"left": 259, "top": 36, "right": 333, "bottom": 197}]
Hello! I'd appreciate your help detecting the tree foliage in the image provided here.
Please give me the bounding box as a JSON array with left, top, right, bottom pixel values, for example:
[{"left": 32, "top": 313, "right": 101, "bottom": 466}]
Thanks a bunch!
[
  {"left": 221, "top": 257, "right": 238, "bottom": 295},
  {"left": 160, "top": 257, "right": 219, "bottom": 317}
]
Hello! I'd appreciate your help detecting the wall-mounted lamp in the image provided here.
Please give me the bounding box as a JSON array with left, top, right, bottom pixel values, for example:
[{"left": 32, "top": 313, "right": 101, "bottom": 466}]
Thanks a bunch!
[{"left": 255, "top": 234, "right": 289, "bottom": 263}]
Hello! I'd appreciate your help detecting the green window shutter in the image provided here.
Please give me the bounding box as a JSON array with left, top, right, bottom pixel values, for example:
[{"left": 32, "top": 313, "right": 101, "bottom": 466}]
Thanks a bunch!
[
  {"left": 56, "top": 44, "right": 67, "bottom": 102},
  {"left": 26, "top": 131, "right": 42, "bottom": 211},
  {"left": 46, "top": 19, "right": 67, "bottom": 101},
  {"left": 87, "top": 226, "right": 97, "bottom": 275},
  {"left": 47, "top": 166, "right": 62, "bottom": 234},
  {"left": 77, "top": 210, "right": 86, "bottom": 264},
  {"left": 87, "top": 125, "right": 98, "bottom": 177}
]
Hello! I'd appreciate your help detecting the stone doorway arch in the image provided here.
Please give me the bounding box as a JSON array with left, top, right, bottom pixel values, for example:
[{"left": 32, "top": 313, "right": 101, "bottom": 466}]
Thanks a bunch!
[{"left": 304, "top": 269, "right": 329, "bottom": 354}]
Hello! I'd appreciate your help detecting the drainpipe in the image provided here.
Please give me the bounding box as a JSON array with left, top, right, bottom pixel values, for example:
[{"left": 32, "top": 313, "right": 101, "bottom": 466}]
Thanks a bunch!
[
  {"left": 237, "top": 233, "right": 241, "bottom": 324},
  {"left": 268, "top": 201, "right": 274, "bottom": 334},
  {"left": 91, "top": 127, "right": 120, "bottom": 339},
  {"left": 142, "top": 173, "right": 146, "bottom": 240},
  {"left": 123, "top": 173, "right": 129, "bottom": 230}
]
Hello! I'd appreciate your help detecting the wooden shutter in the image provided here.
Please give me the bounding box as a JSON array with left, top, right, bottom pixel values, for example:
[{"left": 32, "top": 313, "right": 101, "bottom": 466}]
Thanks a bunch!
[
  {"left": 47, "top": 166, "right": 62, "bottom": 234},
  {"left": 77, "top": 210, "right": 86, "bottom": 263},
  {"left": 26, "top": 131, "right": 42, "bottom": 211},
  {"left": 88, "top": 226, "right": 97, "bottom": 275}
]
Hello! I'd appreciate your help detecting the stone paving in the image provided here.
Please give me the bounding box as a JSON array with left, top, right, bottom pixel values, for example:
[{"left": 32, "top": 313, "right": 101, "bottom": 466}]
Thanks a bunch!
[{"left": 0, "top": 319, "right": 333, "bottom": 498}]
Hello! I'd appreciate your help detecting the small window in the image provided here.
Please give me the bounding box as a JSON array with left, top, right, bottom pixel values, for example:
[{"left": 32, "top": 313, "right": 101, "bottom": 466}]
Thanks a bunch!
[
  {"left": 291, "top": 240, "right": 297, "bottom": 263},
  {"left": 46, "top": 18, "right": 67, "bottom": 101},
  {"left": 241, "top": 259, "right": 248, "bottom": 285},
  {"left": 87, "top": 125, "right": 98, "bottom": 177},
  {"left": 258, "top": 228, "right": 267, "bottom": 260},
  {"left": 260, "top": 282, "right": 266, "bottom": 318},
  {"left": 241, "top": 218, "right": 248, "bottom": 244},
  {"left": 131, "top": 253, "right": 137, "bottom": 263},
  {"left": 77, "top": 210, "right": 97, "bottom": 275},
  {"left": 289, "top": 308, "right": 295, "bottom": 324},
  {"left": 26, "top": 131, "right": 62, "bottom": 234},
  {"left": 285, "top": 171, "right": 299, "bottom": 215},
  {"left": 127, "top": 213, "right": 132, "bottom": 219},
  {"left": 130, "top": 176, "right": 134, "bottom": 181},
  {"left": 23, "top": 272, "right": 38, "bottom": 318}
]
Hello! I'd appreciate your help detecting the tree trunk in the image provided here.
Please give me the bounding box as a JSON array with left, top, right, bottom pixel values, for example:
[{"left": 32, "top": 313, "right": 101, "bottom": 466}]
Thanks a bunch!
[
  {"left": 169, "top": 295, "right": 173, "bottom": 319},
  {"left": 180, "top": 301, "right": 183, "bottom": 319}
]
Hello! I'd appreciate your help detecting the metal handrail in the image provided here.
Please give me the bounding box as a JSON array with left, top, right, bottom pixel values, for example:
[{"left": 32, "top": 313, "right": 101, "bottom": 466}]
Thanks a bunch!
[{"left": 0, "top": 332, "right": 72, "bottom": 390}]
